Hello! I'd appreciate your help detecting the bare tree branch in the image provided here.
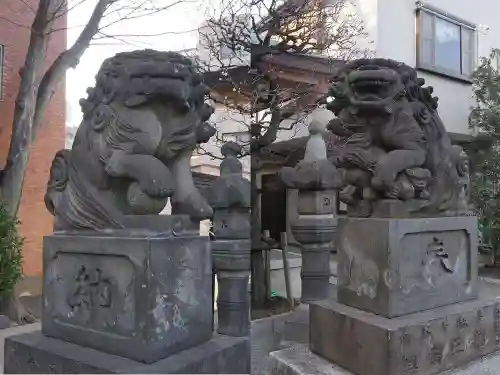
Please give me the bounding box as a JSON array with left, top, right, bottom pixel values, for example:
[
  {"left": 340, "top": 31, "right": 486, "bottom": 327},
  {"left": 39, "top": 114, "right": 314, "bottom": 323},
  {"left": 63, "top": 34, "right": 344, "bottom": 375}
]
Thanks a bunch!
[
  {"left": 195, "top": 0, "right": 370, "bottom": 299},
  {"left": 198, "top": 0, "right": 370, "bottom": 155},
  {"left": 33, "top": 0, "right": 116, "bottom": 135},
  {"left": 0, "top": 0, "right": 57, "bottom": 214},
  {"left": 0, "top": 0, "right": 190, "bottom": 216}
]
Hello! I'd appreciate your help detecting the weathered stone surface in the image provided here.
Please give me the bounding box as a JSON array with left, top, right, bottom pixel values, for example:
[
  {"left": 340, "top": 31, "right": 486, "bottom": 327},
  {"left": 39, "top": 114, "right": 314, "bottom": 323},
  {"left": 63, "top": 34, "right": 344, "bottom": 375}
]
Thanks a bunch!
[
  {"left": 309, "top": 297, "right": 500, "bottom": 375},
  {"left": 281, "top": 304, "right": 310, "bottom": 344},
  {"left": 212, "top": 210, "right": 251, "bottom": 240},
  {"left": 250, "top": 307, "right": 308, "bottom": 375},
  {"left": 212, "top": 239, "right": 251, "bottom": 271},
  {"left": 44, "top": 50, "right": 216, "bottom": 231},
  {"left": 4, "top": 330, "right": 249, "bottom": 374},
  {"left": 41, "top": 231, "right": 213, "bottom": 363},
  {"left": 266, "top": 344, "right": 351, "bottom": 375},
  {"left": 0, "top": 315, "right": 12, "bottom": 329},
  {"left": 266, "top": 344, "right": 500, "bottom": 375},
  {"left": 216, "top": 271, "right": 250, "bottom": 337},
  {"left": 296, "top": 190, "right": 338, "bottom": 216},
  {"left": 205, "top": 141, "right": 251, "bottom": 215},
  {"left": 325, "top": 58, "right": 471, "bottom": 218},
  {"left": 337, "top": 216, "right": 478, "bottom": 317}
]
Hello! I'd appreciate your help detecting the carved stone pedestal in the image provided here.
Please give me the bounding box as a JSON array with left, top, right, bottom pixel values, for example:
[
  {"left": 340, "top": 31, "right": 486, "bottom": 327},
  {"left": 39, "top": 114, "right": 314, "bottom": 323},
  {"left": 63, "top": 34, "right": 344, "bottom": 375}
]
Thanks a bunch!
[
  {"left": 213, "top": 237, "right": 251, "bottom": 336},
  {"left": 266, "top": 295, "right": 500, "bottom": 375},
  {"left": 337, "top": 216, "right": 478, "bottom": 318},
  {"left": 41, "top": 231, "right": 213, "bottom": 363},
  {"left": 4, "top": 331, "right": 249, "bottom": 374},
  {"left": 265, "top": 56, "right": 489, "bottom": 375},
  {"left": 313, "top": 215, "right": 496, "bottom": 375},
  {"left": 266, "top": 217, "right": 498, "bottom": 375},
  {"left": 4, "top": 216, "right": 249, "bottom": 374},
  {"left": 309, "top": 297, "right": 500, "bottom": 375},
  {"left": 266, "top": 344, "right": 500, "bottom": 375}
]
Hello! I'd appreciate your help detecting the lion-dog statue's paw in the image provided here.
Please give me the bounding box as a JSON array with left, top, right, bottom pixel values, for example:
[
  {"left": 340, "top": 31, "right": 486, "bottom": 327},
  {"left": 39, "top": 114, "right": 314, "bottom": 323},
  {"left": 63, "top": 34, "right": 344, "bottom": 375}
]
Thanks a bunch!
[{"left": 139, "top": 169, "right": 175, "bottom": 199}]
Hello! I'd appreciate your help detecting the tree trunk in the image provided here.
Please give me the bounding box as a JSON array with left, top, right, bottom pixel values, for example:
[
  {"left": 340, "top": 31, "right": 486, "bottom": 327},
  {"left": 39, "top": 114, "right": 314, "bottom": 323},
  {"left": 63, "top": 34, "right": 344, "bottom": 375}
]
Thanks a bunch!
[
  {"left": 0, "top": 0, "right": 54, "bottom": 214},
  {"left": 250, "top": 160, "right": 268, "bottom": 308},
  {"left": 0, "top": 0, "right": 112, "bottom": 215},
  {"left": 0, "top": 0, "right": 55, "bottom": 324},
  {"left": 0, "top": 0, "right": 112, "bottom": 324}
]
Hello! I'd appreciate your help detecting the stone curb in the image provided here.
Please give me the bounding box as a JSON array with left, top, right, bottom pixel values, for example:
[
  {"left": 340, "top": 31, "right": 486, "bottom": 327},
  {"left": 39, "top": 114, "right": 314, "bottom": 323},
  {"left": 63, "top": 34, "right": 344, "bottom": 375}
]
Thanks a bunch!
[
  {"left": 0, "top": 322, "right": 41, "bottom": 373},
  {"left": 480, "top": 276, "right": 500, "bottom": 286}
]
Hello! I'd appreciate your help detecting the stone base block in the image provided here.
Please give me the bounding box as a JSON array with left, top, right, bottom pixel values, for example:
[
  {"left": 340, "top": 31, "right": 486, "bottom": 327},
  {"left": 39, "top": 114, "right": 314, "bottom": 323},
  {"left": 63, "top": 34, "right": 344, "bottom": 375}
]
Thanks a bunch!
[
  {"left": 337, "top": 216, "right": 478, "bottom": 318},
  {"left": 42, "top": 232, "right": 213, "bottom": 363},
  {"left": 4, "top": 330, "right": 249, "bottom": 374},
  {"left": 266, "top": 345, "right": 500, "bottom": 375},
  {"left": 309, "top": 298, "right": 500, "bottom": 375},
  {"left": 281, "top": 304, "right": 309, "bottom": 344}
]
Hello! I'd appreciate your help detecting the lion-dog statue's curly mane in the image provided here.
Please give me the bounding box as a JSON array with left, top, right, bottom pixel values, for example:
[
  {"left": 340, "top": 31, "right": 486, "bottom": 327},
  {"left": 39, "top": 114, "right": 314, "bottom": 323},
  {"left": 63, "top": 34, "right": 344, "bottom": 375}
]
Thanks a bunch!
[
  {"left": 45, "top": 50, "right": 216, "bottom": 231},
  {"left": 326, "top": 58, "right": 470, "bottom": 216}
]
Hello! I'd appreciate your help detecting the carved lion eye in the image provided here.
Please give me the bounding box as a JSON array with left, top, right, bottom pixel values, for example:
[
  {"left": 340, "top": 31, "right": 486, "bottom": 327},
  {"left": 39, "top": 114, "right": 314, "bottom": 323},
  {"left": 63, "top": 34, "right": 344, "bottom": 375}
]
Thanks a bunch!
[{"left": 91, "top": 105, "right": 112, "bottom": 132}]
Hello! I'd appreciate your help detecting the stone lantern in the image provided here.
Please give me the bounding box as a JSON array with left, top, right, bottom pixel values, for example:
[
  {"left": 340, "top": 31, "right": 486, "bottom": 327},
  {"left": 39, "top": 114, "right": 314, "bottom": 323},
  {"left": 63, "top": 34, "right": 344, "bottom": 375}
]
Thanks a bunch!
[
  {"left": 279, "top": 120, "right": 342, "bottom": 303},
  {"left": 206, "top": 141, "right": 251, "bottom": 336}
]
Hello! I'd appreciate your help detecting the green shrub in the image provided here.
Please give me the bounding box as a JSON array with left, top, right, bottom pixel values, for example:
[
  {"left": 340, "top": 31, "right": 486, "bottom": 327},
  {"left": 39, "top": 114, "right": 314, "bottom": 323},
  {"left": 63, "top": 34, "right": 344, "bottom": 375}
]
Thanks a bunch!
[
  {"left": 470, "top": 49, "right": 500, "bottom": 255},
  {"left": 0, "top": 203, "right": 23, "bottom": 297}
]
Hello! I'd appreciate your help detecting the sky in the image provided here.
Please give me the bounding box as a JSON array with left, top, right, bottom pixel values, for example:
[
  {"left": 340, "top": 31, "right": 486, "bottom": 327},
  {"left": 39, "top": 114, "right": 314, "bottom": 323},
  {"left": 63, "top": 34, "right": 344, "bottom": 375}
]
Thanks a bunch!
[{"left": 66, "top": 0, "right": 212, "bottom": 127}]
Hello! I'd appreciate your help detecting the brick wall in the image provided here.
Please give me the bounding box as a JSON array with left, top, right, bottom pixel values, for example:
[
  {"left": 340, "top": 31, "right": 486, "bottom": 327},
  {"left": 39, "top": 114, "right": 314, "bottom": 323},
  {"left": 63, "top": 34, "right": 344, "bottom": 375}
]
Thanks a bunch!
[{"left": 0, "top": 1, "right": 66, "bottom": 277}]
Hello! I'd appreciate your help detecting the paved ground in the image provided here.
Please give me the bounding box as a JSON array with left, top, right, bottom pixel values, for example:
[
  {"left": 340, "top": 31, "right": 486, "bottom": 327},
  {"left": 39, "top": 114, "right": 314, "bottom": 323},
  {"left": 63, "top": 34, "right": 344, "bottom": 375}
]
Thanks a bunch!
[
  {"left": 2, "top": 270, "right": 500, "bottom": 374},
  {"left": 479, "top": 276, "right": 500, "bottom": 298},
  {"left": 269, "top": 344, "right": 500, "bottom": 375}
]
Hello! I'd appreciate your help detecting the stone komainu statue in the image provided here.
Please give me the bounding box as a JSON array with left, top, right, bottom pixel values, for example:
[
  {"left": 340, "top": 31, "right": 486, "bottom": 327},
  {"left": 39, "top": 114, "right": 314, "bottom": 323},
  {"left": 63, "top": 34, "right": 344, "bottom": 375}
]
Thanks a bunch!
[
  {"left": 325, "top": 58, "right": 471, "bottom": 216},
  {"left": 45, "top": 50, "right": 216, "bottom": 231}
]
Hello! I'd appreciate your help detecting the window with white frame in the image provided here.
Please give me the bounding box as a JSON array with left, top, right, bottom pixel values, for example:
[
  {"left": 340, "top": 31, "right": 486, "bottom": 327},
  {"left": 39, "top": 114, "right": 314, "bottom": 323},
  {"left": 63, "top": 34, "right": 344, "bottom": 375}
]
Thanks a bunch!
[{"left": 416, "top": 3, "right": 475, "bottom": 81}]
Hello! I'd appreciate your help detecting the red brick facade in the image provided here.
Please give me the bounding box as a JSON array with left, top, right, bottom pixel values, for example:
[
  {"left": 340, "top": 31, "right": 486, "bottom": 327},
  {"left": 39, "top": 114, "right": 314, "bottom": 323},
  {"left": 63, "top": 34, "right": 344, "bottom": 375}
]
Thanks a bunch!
[{"left": 0, "top": 1, "right": 66, "bottom": 277}]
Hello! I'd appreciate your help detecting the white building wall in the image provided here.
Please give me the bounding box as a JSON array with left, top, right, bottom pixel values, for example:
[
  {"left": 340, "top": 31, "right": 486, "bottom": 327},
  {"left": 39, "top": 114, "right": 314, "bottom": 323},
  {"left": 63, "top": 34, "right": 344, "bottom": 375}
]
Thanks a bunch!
[
  {"left": 274, "top": 107, "right": 335, "bottom": 143},
  {"left": 372, "top": 0, "right": 500, "bottom": 135},
  {"left": 191, "top": 105, "right": 251, "bottom": 177},
  {"left": 202, "top": 0, "right": 500, "bottom": 150}
]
